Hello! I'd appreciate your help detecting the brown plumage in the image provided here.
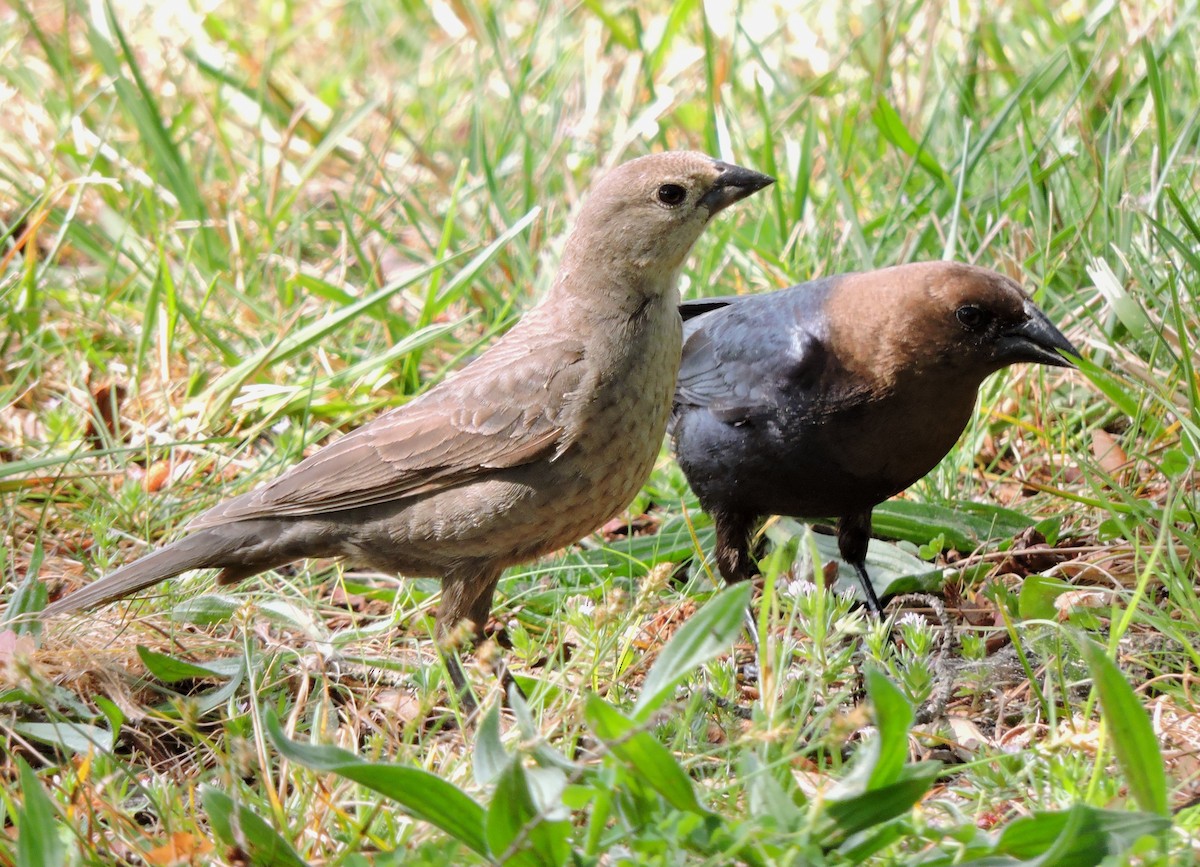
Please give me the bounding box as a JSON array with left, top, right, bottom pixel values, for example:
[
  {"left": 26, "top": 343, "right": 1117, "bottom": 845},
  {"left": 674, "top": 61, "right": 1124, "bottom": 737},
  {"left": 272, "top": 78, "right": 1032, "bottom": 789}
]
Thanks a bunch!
[
  {"left": 44, "top": 152, "right": 773, "bottom": 700},
  {"left": 671, "top": 261, "right": 1077, "bottom": 610}
]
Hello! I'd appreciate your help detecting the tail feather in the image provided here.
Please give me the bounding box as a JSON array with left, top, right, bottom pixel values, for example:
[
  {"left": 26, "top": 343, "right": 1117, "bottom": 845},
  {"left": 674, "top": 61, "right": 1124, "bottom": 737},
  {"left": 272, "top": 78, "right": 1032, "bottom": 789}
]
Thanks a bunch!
[{"left": 42, "top": 526, "right": 273, "bottom": 617}]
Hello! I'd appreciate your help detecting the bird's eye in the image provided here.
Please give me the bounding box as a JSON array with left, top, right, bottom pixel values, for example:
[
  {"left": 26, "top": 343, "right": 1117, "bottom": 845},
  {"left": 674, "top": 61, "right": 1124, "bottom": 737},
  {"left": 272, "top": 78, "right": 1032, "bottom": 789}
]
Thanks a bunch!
[
  {"left": 656, "top": 183, "right": 687, "bottom": 206},
  {"left": 955, "top": 304, "right": 990, "bottom": 331}
]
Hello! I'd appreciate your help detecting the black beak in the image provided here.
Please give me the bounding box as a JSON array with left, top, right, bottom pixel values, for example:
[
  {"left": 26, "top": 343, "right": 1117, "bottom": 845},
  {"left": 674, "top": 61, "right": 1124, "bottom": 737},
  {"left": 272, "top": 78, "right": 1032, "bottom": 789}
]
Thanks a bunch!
[
  {"left": 997, "top": 301, "right": 1079, "bottom": 369},
  {"left": 699, "top": 161, "right": 775, "bottom": 215}
]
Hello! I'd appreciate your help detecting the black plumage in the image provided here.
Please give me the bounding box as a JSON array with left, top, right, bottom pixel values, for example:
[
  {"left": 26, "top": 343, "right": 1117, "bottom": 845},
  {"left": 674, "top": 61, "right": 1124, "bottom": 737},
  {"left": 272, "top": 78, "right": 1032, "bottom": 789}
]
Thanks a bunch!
[{"left": 671, "top": 261, "right": 1078, "bottom": 610}]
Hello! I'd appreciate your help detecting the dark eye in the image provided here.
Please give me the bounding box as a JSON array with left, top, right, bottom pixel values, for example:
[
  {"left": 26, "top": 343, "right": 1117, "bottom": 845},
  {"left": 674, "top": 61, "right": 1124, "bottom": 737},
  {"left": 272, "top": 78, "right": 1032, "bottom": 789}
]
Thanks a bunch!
[
  {"left": 656, "top": 183, "right": 687, "bottom": 206},
  {"left": 955, "top": 304, "right": 990, "bottom": 331}
]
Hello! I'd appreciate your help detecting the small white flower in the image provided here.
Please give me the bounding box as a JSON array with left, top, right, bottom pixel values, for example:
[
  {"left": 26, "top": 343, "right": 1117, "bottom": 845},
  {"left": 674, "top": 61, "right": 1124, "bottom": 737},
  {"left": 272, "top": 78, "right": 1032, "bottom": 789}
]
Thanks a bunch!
[{"left": 779, "top": 578, "right": 817, "bottom": 599}]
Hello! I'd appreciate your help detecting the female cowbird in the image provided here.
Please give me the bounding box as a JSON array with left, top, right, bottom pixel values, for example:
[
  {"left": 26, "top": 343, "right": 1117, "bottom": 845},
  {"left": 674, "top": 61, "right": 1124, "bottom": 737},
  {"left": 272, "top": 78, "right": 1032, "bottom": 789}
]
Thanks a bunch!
[
  {"left": 671, "top": 261, "right": 1077, "bottom": 611},
  {"left": 43, "top": 152, "right": 774, "bottom": 703}
]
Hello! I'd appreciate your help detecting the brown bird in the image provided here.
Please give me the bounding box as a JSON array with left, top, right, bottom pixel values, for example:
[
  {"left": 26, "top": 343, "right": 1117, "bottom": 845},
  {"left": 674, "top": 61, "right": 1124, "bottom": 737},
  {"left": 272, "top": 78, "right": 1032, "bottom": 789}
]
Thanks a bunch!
[
  {"left": 44, "top": 152, "right": 774, "bottom": 702},
  {"left": 671, "top": 261, "right": 1077, "bottom": 610}
]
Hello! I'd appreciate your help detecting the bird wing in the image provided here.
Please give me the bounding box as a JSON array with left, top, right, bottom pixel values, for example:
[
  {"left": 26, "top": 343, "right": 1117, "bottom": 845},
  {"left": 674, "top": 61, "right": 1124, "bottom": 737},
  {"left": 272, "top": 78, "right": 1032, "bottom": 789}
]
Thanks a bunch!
[
  {"left": 189, "top": 338, "right": 587, "bottom": 528},
  {"left": 673, "top": 289, "right": 829, "bottom": 427},
  {"left": 679, "top": 296, "right": 736, "bottom": 324}
]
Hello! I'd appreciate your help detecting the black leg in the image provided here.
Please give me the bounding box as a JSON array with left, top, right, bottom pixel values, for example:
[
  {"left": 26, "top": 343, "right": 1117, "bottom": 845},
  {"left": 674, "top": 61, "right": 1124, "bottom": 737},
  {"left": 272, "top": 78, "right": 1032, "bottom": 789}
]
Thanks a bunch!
[
  {"left": 850, "top": 559, "right": 884, "bottom": 615},
  {"left": 499, "top": 662, "right": 527, "bottom": 706},
  {"left": 441, "top": 646, "right": 480, "bottom": 716},
  {"left": 836, "top": 510, "right": 884, "bottom": 614},
  {"left": 713, "top": 508, "right": 759, "bottom": 584},
  {"left": 700, "top": 508, "right": 762, "bottom": 658}
]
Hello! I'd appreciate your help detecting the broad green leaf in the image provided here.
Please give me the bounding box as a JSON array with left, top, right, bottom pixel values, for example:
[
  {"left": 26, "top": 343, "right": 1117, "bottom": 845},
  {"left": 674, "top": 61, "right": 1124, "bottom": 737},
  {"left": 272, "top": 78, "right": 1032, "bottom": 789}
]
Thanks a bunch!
[
  {"left": 15, "top": 758, "right": 65, "bottom": 867},
  {"left": 506, "top": 685, "right": 577, "bottom": 774},
  {"left": 835, "top": 822, "right": 909, "bottom": 864},
  {"left": 870, "top": 500, "right": 1035, "bottom": 552},
  {"left": 264, "top": 710, "right": 488, "bottom": 855},
  {"left": 137, "top": 645, "right": 239, "bottom": 682},
  {"left": 823, "top": 764, "right": 941, "bottom": 843},
  {"left": 769, "top": 519, "right": 943, "bottom": 603},
  {"left": 1018, "top": 574, "right": 1074, "bottom": 622},
  {"left": 871, "top": 95, "right": 950, "bottom": 185},
  {"left": 830, "top": 671, "right": 915, "bottom": 799},
  {"left": 201, "top": 787, "right": 308, "bottom": 867},
  {"left": 7, "top": 543, "right": 47, "bottom": 636},
  {"left": 864, "top": 670, "right": 914, "bottom": 790},
  {"left": 994, "top": 803, "right": 1170, "bottom": 864},
  {"left": 633, "top": 581, "right": 751, "bottom": 719},
  {"left": 473, "top": 700, "right": 510, "bottom": 786},
  {"left": 556, "top": 513, "right": 711, "bottom": 574},
  {"left": 169, "top": 594, "right": 243, "bottom": 625},
  {"left": 13, "top": 721, "right": 114, "bottom": 754},
  {"left": 1087, "top": 259, "right": 1153, "bottom": 341},
  {"left": 189, "top": 664, "right": 248, "bottom": 717},
  {"left": 484, "top": 760, "right": 571, "bottom": 867},
  {"left": 585, "top": 694, "right": 710, "bottom": 816},
  {"left": 145, "top": 655, "right": 246, "bottom": 718},
  {"left": 94, "top": 696, "right": 125, "bottom": 742},
  {"left": 1076, "top": 636, "right": 1169, "bottom": 816},
  {"left": 742, "top": 753, "right": 802, "bottom": 832}
]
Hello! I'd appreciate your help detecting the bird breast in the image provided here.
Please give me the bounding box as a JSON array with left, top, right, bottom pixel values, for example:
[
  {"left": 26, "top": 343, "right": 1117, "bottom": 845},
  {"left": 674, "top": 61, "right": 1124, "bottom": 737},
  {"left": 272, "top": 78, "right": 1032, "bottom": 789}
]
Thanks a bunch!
[{"left": 561, "top": 293, "right": 683, "bottom": 513}]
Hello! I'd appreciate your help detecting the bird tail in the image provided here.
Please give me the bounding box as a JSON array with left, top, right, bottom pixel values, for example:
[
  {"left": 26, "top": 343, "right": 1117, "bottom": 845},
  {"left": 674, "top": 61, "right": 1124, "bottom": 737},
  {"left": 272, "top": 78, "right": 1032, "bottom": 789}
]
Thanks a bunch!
[{"left": 42, "top": 526, "right": 267, "bottom": 617}]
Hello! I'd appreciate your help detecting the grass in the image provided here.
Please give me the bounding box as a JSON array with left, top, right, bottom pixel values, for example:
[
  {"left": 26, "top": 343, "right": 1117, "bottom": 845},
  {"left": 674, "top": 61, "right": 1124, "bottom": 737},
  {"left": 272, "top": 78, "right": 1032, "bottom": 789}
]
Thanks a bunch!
[{"left": 1, "top": 0, "right": 1198, "bottom": 862}]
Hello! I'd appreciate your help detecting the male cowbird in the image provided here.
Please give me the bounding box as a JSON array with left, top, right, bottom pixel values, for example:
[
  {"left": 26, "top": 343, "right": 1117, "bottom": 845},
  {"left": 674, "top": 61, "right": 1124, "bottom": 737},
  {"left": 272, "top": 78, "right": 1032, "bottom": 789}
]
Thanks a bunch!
[
  {"left": 44, "top": 152, "right": 774, "bottom": 701},
  {"left": 671, "top": 261, "right": 1077, "bottom": 611}
]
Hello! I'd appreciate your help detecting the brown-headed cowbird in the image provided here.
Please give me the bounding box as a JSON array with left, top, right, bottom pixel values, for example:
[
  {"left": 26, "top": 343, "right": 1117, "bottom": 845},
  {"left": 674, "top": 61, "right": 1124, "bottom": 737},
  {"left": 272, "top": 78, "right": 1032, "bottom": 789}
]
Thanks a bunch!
[
  {"left": 44, "top": 152, "right": 774, "bottom": 701},
  {"left": 671, "top": 261, "right": 1077, "bottom": 611}
]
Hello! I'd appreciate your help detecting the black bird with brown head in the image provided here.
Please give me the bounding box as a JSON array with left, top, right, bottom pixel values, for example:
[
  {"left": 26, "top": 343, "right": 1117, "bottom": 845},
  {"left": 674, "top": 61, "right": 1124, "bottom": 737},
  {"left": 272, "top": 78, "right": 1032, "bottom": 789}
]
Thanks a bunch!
[{"left": 671, "top": 261, "right": 1077, "bottom": 610}]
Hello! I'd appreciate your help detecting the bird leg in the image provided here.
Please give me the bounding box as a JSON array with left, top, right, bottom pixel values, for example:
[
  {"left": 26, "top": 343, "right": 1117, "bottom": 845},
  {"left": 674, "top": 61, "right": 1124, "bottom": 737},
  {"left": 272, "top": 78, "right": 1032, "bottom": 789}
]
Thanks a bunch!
[
  {"left": 712, "top": 509, "right": 759, "bottom": 584},
  {"left": 835, "top": 510, "right": 884, "bottom": 614},
  {"left": 709, "top": 508, "right": 763, "bottom": 657},
  {"left": 436, "top": 565, "right": 504, "bottom": 716}
]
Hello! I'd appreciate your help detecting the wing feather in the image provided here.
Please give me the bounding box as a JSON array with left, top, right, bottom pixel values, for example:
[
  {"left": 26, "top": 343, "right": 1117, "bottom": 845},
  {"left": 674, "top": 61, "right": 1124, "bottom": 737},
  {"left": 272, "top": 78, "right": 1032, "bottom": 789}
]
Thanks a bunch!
[
  {"left": 190, "top": 337, "right": 586, "bottom": 528},
  {"left": 673, "top": 284, "right": 834, "bottom": 427}
]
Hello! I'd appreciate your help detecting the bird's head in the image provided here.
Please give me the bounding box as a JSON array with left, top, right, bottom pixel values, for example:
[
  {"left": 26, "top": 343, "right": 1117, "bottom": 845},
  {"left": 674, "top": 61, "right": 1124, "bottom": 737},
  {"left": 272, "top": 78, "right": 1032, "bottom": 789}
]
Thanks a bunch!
[
  {"left": 825, "top": 261, "right": 1078, "bottom": 397},
  {"left": 910, "top": 262, "right": 1079, "bottom": 375},
  {"left": 562, "top": 152, "right": 774, "bottom": 288}
]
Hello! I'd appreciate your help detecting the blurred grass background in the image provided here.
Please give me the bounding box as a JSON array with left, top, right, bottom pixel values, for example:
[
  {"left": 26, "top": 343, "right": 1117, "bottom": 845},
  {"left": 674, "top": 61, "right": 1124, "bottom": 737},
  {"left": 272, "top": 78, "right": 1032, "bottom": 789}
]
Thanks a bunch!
[{"left": 1, "top": 0, "right": 1198, "bottom": 862}]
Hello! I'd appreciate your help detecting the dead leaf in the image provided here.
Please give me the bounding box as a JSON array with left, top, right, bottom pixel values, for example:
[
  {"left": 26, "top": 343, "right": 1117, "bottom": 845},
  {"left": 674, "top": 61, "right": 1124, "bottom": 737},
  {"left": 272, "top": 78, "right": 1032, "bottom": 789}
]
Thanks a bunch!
[
  {"left": 143, "top": 831, "right": 214, "bottom": 865},
  {"left": 145, "top": 460, "right": 172, "bottom": 493},
  {"left": 1055, "top": 589, "right": 1115, "bottom": 620},
  {"left": 1091, "top": 429, "right": 1127, "bottom": 478},
  {"left": 84, "top": 382, "right": 128, "bottom": 449},
  {"left": 0, "top": 629, "right": 36, "bottom": 678},
  {"left": 944, "top": 715, "right": 992, "bottom": 754}
]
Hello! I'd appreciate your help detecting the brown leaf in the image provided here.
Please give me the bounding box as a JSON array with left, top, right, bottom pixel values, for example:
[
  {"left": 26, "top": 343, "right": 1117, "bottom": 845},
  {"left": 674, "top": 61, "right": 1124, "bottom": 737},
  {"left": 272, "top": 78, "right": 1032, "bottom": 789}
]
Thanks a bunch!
[
  {"left": 944, "top": 715, "right": 991, "bottom": 753},
  {"left": 996, "top": 527, "right": 1067, "bottom": 577},
  {"left": 601, "top": 512, "right": 660, "bottom": 540},
  {"left": 145, "top": 460, "right": 172, "bottom": 493},
  {"left": 84, "top": 382, "right": 128, "bottom": 449},
  {"left": 143, "top": 831, "right": 214, "bottom": 865},
  {"left": 0, "top": 629, "right": 36, "bottom": 675},
  {"left": 1054, "top": 588, "right": 1115, "bottom": 620},
  {"left": 1091, "top": 429, "right": 1127, "bottom": 478}
]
